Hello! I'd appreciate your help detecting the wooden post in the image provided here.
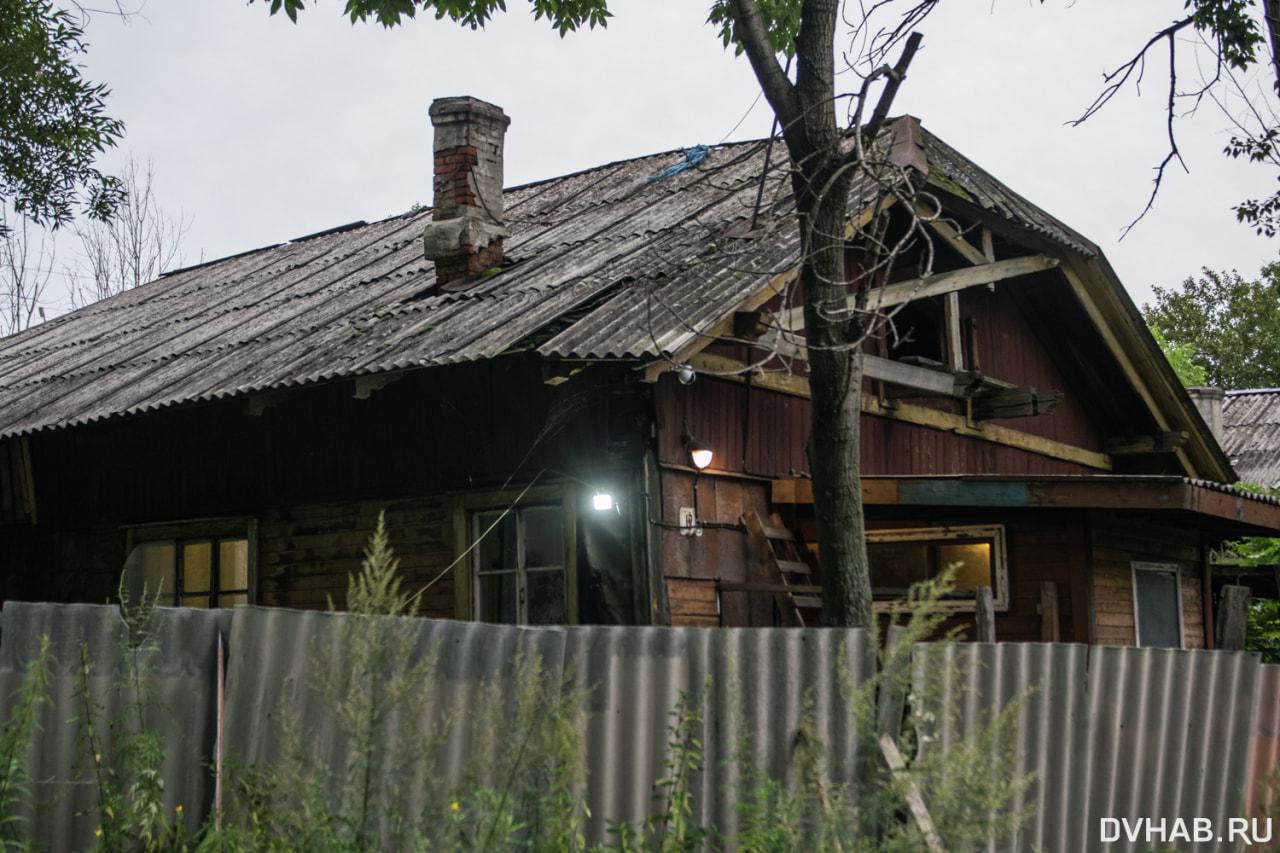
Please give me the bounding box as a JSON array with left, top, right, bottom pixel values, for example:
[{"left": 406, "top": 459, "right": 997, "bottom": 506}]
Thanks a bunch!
[
  {"left": 975, "top": 586, "right": 996, "bottom": 643},
  {"left": 1216, "top": 585, "right": 1251, "bottom": 651},
  {"left": 1041, "top": 581, "right": 1060, "bottom": 643}
]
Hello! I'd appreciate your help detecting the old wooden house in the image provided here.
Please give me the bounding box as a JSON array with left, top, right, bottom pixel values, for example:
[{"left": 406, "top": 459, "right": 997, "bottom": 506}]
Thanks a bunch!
[{"left": 3, "top": 96, "right": 1278, "bottom": 648}]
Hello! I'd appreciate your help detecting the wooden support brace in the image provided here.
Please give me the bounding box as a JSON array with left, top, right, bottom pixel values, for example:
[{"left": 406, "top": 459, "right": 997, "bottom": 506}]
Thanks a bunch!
[
  {"left": 1041, "top": 581, "right": 1060, "bottom": 643},
  {"left": 975, "top": 586, "right": 996, "bottom": 643},
  {"left": 1104, "top": 431, "right": 1189, "bottom": 455},
  {"left": 1217, "top": 585, "right": 1251, "bottom": 651},
  {"left": 879, "top": 735, "right": 946, "bottom": 852},
  {"left": 971, "top": 387, "right": 1063, "bottom": 420}
]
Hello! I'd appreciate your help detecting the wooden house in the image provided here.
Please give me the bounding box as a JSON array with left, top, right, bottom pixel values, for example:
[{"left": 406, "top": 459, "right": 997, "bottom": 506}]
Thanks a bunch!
[{"left": 3, "top": 96, "right": 1278, "bottom": 648}]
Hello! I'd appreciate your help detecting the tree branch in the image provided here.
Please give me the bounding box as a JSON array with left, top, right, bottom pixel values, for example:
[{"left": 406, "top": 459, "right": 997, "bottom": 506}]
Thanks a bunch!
[{"left": 727, "top": 0, "right": 800, "bottom": 130}]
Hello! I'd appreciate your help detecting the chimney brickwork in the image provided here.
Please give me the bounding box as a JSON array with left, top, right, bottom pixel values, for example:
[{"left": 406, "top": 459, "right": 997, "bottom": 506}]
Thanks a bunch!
[{"left": 423, "top": 96, "right": 510, "bottom": 286}]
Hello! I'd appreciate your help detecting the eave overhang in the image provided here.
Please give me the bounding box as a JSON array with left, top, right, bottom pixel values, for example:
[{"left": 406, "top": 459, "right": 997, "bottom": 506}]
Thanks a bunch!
[{"left": 772, "top": 474, "right": 1280, "bottom": 539}]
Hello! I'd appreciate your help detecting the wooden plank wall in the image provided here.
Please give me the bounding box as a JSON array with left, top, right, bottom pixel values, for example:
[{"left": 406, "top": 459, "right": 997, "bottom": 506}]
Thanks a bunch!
[
  {"left": 259, "top": 496, "right": 455, "bottom": 617},
  {"left": 660, "top": 468, "right": 772, "bottom": 628},
  {"left": 1090, "top": 516, "right": 1204, "bottom": 649}
]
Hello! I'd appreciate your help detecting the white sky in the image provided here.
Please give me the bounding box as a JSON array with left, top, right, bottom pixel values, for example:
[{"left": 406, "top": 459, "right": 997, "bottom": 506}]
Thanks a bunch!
[{"left": 47, "top": 0, "right": 1279, "bottom": 316}]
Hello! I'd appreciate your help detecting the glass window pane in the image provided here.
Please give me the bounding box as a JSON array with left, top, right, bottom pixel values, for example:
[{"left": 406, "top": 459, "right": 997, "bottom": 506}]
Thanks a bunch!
[
  {"left": 1135, "top": 570, "right": 1181, "bottom": 648},
  {"left": 219, "top": 593, "right": 248, "bottom": 609},
  {"left": 183, "top": 542, "right": 212, "bottom": 594},
  {"left": 140, "top": 542, "right": 176, "bottom": 606},
  {"left": 868, "top": 541, "right": 930, "bottom": 593},
  {"left": 478, "top": 572, "right": 518, "bottom": 623},
  {"left": 939, "top": 542, "right": 992, "bottom": 591},
  {"left": 220, "top": 539, "right": 249, "bottom": 592},
  {"left": 522, "top": 506, "right": 563, "bottom": 569},
  {"left": 182, "top": 595, "right": 210, "bottom": 609},
  {"left": 475, "top": 512, "right": 517, "bottom": 573},
  {"left": 526, "top": 569, "right": 565, "bottom": 625}
]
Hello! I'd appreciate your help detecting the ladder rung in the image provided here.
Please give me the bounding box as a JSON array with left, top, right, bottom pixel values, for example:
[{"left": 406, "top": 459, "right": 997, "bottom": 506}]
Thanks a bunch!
[
  {"left": 761, "top": 525, "right": 796, "bottom": 542},
  {"left": 776, "top": 560, "right": 812, "bottom": 575},
  {"left": 793, "top": 595, "right": 823, "bottom": 609}
]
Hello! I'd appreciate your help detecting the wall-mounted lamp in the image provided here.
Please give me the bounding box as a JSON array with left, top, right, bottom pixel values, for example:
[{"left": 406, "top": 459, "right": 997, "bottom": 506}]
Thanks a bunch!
[
  {"left": 674, "top": 364, "right": 697, "bottom": 386},
  {"left": 592, "top": 491, "right": 614, "bottom": 512},
  {"left": 683, "top": 433, "right": 714, "bottom": 471}
]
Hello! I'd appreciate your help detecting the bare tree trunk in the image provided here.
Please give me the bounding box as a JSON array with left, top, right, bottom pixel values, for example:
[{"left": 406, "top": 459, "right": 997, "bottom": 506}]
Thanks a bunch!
[{"left": 732, "top": 0, "right": 875, "bottom": 626}]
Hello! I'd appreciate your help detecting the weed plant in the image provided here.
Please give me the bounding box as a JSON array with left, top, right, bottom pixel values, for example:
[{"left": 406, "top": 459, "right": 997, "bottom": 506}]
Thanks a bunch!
[{"left": 0, "top": 635, "right": 52, "bottom": 850}]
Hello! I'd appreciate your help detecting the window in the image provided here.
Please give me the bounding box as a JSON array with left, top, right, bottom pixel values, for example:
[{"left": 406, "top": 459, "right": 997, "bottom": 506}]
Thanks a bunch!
[
  {"left": 123, "top": 519, "right": 256, "bottom": 609},
  {"left": 867, "top": 525, "right": 1008, "bottom": 611},
  {"left": 454, "top": 483, "right": 577, "bottom": 625},
  {"left": 1132, "top": 562, "right": 1184, "bottom": 648},
  {"left": 473, "top": 505, "right": 566, "bottom": 624}
]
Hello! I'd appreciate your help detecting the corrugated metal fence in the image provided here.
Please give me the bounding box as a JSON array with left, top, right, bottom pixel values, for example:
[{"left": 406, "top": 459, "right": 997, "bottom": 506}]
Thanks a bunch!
[{"left": 2, "top": 601, "right": 1277, "bottom": 852}]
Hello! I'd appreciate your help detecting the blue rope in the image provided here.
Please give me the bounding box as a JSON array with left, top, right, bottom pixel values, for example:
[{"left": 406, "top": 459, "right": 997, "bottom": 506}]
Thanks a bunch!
[{"left": 647, "top": 145, "right": 710, "bottom": 181}]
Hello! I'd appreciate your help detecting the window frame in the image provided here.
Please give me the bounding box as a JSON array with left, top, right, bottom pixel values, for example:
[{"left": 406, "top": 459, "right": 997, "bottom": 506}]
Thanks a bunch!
[
  {"left": 867, "top": 524, "right": 1008, "bottom": 613},
  {"left": 452, "top": 482, "right": 578, "bottom": 625},
  {"left": 1131, "top": 561, "right": 1186, "bottom": 649},
  {"left": 123, "top": 517, "right": 258, "bottom": 609}
]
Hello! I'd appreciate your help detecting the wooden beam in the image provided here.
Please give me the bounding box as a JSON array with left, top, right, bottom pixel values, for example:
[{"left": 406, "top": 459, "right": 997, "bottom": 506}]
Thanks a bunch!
[
  {"left": 686, "top": 353, "right": 811, "bottom": 398},
  {"left": 868, "top": 254, "right": 1060, "bottom": 310},
  {"left": 1041, "top": 582, "right": 1060, "bottom": 642},
  {"left": 975, "top": 586, "right": 996, "bottom": 642},
  {"left": 863, "top": 354, "right": 956, "bottom": 395},
  {"left": 863, "top": 396, "right": 1112, "bottom": 471},
  {"left": 679, "top": 354, "right": 1106, "bottom": 470},
  {"left": 925, "top": 215, "right": 987, "bottom": 266},
  {"left": 776, "top": 253, "right": 1060, "bottom": 331},
  {"left": 879, "top": 735, "right": 946, "bottom": 852},
  {"left": 970, "top": 387, "right": 1063, "bottom": 420},
  {"left": 1104, "top": 431, "right": 1189, "bottom": 455},
  {"left": 1216, "top": 585, "right": 1251, "bottom": 650}
]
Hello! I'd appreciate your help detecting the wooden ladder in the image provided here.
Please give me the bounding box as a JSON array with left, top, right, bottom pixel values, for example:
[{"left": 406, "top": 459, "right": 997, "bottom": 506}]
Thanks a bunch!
[{"left": 739, "top": 509, "right": 823, "bottom": 627}]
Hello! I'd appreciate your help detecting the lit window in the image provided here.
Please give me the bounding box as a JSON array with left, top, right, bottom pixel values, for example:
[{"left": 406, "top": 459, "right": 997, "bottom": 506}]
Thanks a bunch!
[
  {"left": 124, "top": 520, "right": 256, "bottom": 609},
  {"left": 868, "top": 525, "right": 1007, "bottom": 610}
]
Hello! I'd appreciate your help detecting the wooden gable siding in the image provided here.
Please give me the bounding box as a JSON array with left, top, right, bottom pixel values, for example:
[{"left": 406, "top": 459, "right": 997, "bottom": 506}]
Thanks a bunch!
[
  {"left": 958, "top": 280, "right": 1102, "bottom": 451},
  {"left": 655, "top": 373, "right": 1095, "bottom": 479}
]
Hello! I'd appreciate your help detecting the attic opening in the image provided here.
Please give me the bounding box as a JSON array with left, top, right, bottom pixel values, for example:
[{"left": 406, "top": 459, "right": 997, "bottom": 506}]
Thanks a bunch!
[{"left": 884, "top": 299, "right": 944, "bottom": 364}]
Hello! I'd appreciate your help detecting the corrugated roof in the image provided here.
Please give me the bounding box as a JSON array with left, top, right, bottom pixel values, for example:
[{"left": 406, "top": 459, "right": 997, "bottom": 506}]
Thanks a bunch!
[
  {"left": 0, "top": 120, "right": 1106, "bottom": 440},
  {"left": 1224, "top": 389, "right": 1280, "bottom": 487}
]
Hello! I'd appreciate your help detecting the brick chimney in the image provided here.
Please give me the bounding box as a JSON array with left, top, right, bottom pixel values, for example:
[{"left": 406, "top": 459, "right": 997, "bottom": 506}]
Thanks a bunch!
[{"left": 422, "top": 97, "right": 510, "bottom": 286}]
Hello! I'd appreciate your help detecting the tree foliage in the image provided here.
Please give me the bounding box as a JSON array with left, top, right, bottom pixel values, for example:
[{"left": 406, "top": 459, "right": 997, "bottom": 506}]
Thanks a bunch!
[
  {"left": 1143, "top": 259, "right": 1280, "bottom": 389},
  {"left": 1149, "top": 326, "right": 1208, "bottom": 388},
  {"left": 0, "top": 0, "right": 124, "bottom": 234}
]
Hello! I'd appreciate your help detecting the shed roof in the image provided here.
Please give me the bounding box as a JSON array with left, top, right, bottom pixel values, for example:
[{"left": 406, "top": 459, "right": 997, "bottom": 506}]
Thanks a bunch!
[
  {"left": 1223, "top": 389, "right": 1280, "bottom": 487},
  {"left": 0, "top": 117, "right": 1229, "bottom": 482}
]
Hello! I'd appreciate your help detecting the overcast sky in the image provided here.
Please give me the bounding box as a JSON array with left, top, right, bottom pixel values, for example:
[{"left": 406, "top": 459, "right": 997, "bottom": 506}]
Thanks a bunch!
[{"left": 46, "top": 0, "right": 1279, "bottom": 316}]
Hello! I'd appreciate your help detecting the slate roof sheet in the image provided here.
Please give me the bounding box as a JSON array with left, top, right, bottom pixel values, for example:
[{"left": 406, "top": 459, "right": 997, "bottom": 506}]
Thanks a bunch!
[
  {"left": 1223, "top": 389, "right": 1280, "bottom": 487},
  {"left": 0, "top": 120, "right": 1099, "bottom": 439}
]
